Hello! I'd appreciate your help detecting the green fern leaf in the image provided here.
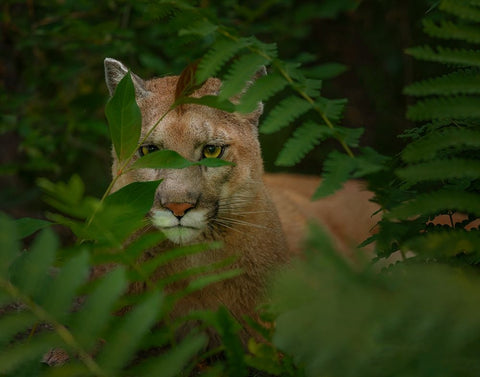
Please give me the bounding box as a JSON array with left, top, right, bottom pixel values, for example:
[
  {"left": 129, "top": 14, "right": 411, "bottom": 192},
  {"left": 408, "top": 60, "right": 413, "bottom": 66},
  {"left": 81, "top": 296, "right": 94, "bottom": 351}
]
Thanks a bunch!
[
  {"left": 406, "top": 230, "right": 480, "bottom": 258},
  {"left": 275, "top": 122, "right": 332, "bottom": 167},
  {"left": 312, "top": 151, "right": 357, "bottom": 199},
  {"left": 423, "top": 19, "right": 480, "bottom": 44},
  {"left": 196, "top": 38, "right": 247, "bottom": 83},
  {"left": 406, "top": 46, "right": 480, "bottom": 67},
  {"left": 402, "top": 127, "right": 480, "bottom": 162},
  {"left": 406, "top": 96, "right": 480, "bottom": 121},
  {"left": 70, "top": 268, "right": 128, "bottom": 350},
  {"left": 0, "top": 214, "right": 18, "bottom": 277},
  {"left": 315, "top": 97, "right": 347, "bottom": 123},
  {"left": 0, "top": 312, "right": 36, "bottom": 349},
  {"left": 130, "top": 334, "right": 207, "bottom": 377},
  {"left": 14, "top": 217, "right": 51, "bottom": 239},
  {"left": 260, "top": 96, "right": 312, "bottom": 134},
  {"left": 236, "top": 73, "right": 287, "bottom": 113},
  {"left": 440, "top": 0, "right": 480, "bottom": 22},
  {"left": 335, "top": 126, "right": 364, "bottom": 148},
  {"left": 387, "top": 190, "right": 480, "bottom": 220},
  {"left": 41, "top": 252, "right": 89, "bottom": 321},
  {"left": 0, "top": 333, "right": 59, "bottom": 375},
  {"left": 396, "top": 158, "right": 480, "bottom": 184},
  {"left": 97, "top": 292, "right": 163, "bottom": 374},
  {"left": 179, "top": 18, "right": 217, "bottom": 37},
  {"left": 10, "top": 229, "right": 57, "bottom": 299},
  {"left": 404, "top": 70, "right": 480, "bottom": 96},
  {"left": 219, "top": 53, "right": 269, "bottom": 100}
]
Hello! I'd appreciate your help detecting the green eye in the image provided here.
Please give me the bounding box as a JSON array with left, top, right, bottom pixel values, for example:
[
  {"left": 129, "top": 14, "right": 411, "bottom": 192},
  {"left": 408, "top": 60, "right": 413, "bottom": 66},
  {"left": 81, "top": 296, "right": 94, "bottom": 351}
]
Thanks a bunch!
[
  {"left": 139, "top": 145, "right": 159, "bottom": 157},
  {"left": 202, "top": 145, "right": 224, "bottom": 159}
]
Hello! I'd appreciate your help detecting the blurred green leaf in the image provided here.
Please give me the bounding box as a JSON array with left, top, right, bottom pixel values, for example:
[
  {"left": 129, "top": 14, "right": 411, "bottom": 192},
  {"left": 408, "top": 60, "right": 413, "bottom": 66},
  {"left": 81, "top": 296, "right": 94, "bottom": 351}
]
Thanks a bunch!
[{"left": 14, "top": 218, "right": 51, "bottom": 239}]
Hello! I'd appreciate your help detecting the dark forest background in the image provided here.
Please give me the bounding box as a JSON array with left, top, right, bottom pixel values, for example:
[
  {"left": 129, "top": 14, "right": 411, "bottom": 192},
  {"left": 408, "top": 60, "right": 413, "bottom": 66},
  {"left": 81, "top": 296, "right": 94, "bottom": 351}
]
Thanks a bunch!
[{"left": 1, "top": 0, "right": 434, "bottom": 219}]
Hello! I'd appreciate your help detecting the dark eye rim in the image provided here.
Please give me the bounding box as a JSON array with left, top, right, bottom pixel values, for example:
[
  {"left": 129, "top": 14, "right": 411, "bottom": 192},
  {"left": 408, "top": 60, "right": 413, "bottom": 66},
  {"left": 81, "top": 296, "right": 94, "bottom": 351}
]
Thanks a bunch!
[
  {"left": 138, "top": 144, "right": 159, "bottom": 157},
  {"left": 202, "top": 144, "right": 226, "bottom": 159}
]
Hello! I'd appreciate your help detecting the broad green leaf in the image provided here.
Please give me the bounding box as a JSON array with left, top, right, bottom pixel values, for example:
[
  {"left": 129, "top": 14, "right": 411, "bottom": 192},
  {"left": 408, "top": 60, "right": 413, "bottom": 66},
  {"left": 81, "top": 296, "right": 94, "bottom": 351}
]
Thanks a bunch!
[
  {"left": 0, "top": 213, "right": 18, "bottom": 277},
  {"left": 14, "top": 217, "right": 52, "bottom": 239},
  {"left": 81, "top": 180, "right": 161, "bottom": 245},
  {"left": 105, "top": 180, "right": 162, "bottom": 216},
  {"left": 105, "top": 73, "right": 142, "bottom": 161},
  {"left": 130, "top": 149, "right": 234, "bottom": 170}
]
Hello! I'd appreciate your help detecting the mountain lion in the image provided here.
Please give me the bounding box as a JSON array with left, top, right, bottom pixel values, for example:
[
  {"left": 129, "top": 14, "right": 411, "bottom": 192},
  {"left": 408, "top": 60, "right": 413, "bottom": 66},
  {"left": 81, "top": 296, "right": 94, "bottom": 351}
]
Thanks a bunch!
[{"left": 103, "top": 58, "right": 380, "bottom": 343}]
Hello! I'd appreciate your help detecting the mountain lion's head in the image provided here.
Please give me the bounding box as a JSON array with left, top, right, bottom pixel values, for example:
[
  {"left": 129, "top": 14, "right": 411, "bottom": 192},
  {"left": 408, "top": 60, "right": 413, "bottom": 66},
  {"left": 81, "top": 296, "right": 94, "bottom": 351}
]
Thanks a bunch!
[{"left": 104, "top": 58, "right": 266, "bottom": 245}]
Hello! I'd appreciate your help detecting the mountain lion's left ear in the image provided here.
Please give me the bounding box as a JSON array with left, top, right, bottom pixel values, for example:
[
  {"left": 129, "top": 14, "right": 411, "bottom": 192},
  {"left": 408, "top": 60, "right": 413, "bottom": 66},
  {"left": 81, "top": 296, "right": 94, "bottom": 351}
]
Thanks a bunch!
[
  {"left": 104, "top": 58, "right": 150, "bottom": 99},
  {"left": 234, "top": 66, "right": 267, "bottom": 126}
]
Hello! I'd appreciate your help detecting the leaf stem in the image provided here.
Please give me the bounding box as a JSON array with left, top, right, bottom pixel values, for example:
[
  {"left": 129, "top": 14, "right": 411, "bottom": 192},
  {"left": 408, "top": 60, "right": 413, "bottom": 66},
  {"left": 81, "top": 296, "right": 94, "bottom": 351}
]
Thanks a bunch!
[{"left": 217, "top": 27, "right": 355, "bottom": 158}]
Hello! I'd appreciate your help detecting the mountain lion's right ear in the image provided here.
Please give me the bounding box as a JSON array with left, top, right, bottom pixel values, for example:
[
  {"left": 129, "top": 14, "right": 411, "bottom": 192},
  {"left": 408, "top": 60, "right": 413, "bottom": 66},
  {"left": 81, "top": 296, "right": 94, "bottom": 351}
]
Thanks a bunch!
[{"left": 104, "top": 58, "right": 150, "bottom": 98}]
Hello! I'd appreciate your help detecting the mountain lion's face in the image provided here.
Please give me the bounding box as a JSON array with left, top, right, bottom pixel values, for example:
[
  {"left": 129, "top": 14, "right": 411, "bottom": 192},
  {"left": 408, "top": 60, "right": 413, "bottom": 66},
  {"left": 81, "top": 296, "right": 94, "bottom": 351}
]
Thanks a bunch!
[{"left": 105, "top": 60, "right": 264, "bottom": 244}]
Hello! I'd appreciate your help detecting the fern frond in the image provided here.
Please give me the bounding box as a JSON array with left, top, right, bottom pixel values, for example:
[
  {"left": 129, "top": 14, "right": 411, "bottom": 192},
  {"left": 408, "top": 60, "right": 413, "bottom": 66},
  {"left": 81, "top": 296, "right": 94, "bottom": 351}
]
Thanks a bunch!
[
  {"left": 42, "top": 252, "right": 89, "bottom": 322},
  {"left": 440, "top": 0, "right": 480, "bottom": 22},
  {"left": 178, "top": 18, "right": 217, "bottom": 37},
  {"left": 260, "top": 96, "right": 312, "bottom": 134},
  {"left": 404, "top": 69, "right": 480, "bottom": 96},
  {"left": 0, "top": 214, "right": 18, "bottom": 277},
  {"left": 315, "top": 97, "right": 347, "bottom": 123},
  {"left": 402, "top": 127, "right": 480, "bottom": 162},
  {"left": 10, "top": 228, "right": 57, "bottom": 300},
  {"left": 219, "top": 53, "right": 269, "bottom": 100},
  {"left": 406, "top": 46, "right": 480, "bottom": 67},
  {"left": 406, "top": 96, "right": 480, "bottom": 121},
  {"left": 96, "top": 293, "right": 162, "bottom": 374},
  {"left": 396, "top": 158, "right": 480, "bottom": 184},
  {"left": 312, "top": 151, "right": 357, "bottom": 199},
  {"left": 236, "top": 73, "right": 288, "bottom": 113},
  {"left": 70, "top": 268, "right": 128, "bottom": 350},
  {"left": 387, "top": 190, "right": 480, "bottom": 220},
  {"left": 423, "top": 19, "right": 480, "bottom": 44},
  {"left": 275, "top": 122, "right": 332, "bottom": 167},
  {"left": 406, "top": 229, "right": 480, "bottom": 258},
  {"left": 196, "top": 38, "right": 247, "bottom": 83},
  {"left": 128, "top": 334, "right": 207, "bottom": 377}
]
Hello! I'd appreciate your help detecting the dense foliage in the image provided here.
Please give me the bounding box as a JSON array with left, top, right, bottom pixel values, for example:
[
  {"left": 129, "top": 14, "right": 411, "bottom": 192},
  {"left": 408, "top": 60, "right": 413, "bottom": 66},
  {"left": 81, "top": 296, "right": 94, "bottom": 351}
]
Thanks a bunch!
[{"left": 1, "top": 0, "right": 480, "bottom": 376}]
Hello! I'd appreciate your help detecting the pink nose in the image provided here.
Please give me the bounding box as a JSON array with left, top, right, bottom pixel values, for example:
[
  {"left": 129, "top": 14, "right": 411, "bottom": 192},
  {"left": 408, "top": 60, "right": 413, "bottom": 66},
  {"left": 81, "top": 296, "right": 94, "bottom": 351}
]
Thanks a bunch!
[{"left": 163, "top": 202, "right": 195, "bottom": 218}]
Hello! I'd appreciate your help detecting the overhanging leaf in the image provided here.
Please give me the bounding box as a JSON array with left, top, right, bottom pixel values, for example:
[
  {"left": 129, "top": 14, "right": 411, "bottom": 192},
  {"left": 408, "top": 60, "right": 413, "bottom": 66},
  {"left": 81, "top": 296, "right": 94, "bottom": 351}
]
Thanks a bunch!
[
  {"left": 105, "top": 73, "right": 142, "bottom": 161},
  {"left": 130, "top": 149, "right": 234, "bottom": 170}
]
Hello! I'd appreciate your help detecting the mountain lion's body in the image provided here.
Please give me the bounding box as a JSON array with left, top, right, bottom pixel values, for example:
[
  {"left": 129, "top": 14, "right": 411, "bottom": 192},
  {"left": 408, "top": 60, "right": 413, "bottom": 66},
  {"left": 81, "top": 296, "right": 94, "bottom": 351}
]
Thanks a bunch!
[{"left": 104, "top": 58, "right": 379, "bottom": 343}]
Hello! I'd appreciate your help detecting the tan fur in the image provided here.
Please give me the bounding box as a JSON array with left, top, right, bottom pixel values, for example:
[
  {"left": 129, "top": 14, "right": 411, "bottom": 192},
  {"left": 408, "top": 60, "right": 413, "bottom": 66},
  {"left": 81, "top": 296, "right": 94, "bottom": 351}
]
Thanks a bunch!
[{"left": 104, "top": 59, "right": 379, "bottom": 344}]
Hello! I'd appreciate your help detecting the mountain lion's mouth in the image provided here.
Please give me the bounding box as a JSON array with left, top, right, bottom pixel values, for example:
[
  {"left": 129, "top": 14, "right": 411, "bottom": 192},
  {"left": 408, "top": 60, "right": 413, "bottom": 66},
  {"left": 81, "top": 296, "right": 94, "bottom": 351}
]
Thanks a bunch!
[{"left": 150, "top": 209, "right": 207, "bottom": 244}]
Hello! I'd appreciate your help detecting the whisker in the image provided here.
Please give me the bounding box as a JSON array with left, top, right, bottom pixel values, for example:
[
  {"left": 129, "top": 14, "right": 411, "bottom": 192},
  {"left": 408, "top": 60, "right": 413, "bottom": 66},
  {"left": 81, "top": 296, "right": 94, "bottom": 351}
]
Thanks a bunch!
[
  {"left": 216, "top": 216, "right": 269, "bottom": 230},
  {"left": 211, "top": 219, "right": 246, "bottom": 234}
]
